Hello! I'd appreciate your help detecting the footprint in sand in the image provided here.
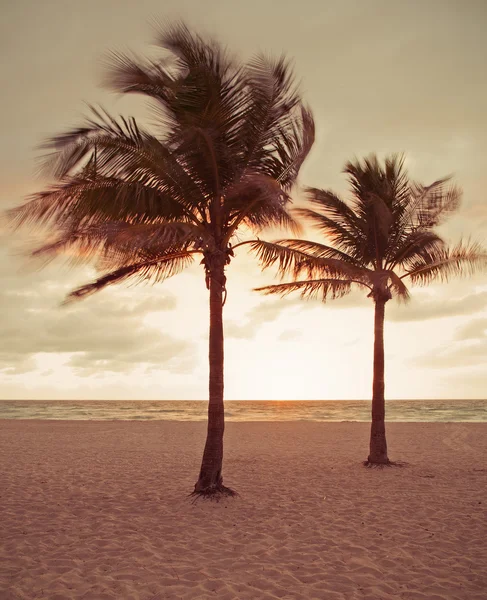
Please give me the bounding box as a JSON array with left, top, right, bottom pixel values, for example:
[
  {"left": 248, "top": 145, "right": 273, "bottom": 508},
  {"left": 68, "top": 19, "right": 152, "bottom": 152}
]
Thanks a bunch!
[{"left": 442, "top": 426, "right": 472, "bottom": 452}]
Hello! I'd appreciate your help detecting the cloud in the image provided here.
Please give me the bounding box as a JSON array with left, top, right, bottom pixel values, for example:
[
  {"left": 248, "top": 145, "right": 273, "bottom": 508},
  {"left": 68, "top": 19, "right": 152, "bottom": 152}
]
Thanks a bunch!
[
  {"left": 227, "top": 284, "right": 487, "bottom": 337},
  {"left": 0, "top": 247, "right": 192, "bottom": 377},
  {"left": 225, "top": 298, "right": 303, "bottom": 339},
  {"left": 442, "top": 368, "right": 487, "bottom": 399},
  {"left": 412, "top": 341, "right": 487, "bottom": 370},
  {"left": 278, "top": 329, "right": 302, "bottom": 341},
  {"left": 329, "top": 291, "right": 369, "bottom": 309},
  {"left": 454, "top": 318, "right": 487, "bottom": 341},
  {"left": 225, "top": 322, "right": 251, "bottom": 339},
  {"left": 225, "top": 290, "right": 370, "bottom": 340},
  {"left": 0, "top": 355, "right": 39, "bottom": 376},
  {"left": 388, "top": 291, "right": 487, "bottom": 322},
  {"left": 410, "top": 309, "right": 487, "bottom": 371}
]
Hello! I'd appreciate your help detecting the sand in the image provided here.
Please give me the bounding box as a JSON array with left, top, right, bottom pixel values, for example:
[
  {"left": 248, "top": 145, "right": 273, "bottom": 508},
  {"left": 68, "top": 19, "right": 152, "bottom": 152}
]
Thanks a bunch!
[{"left": 1, "top": 420, "right": 486, "bottom": 600}]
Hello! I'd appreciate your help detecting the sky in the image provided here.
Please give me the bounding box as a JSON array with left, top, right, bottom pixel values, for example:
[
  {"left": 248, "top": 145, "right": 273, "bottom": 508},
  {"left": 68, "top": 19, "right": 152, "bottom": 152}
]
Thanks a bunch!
[{"left": 1, "top": 0, "right": 486, "bottom": 400}]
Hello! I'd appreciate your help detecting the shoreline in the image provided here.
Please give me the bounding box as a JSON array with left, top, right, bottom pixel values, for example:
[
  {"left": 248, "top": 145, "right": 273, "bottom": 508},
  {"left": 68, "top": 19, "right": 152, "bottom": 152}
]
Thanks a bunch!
[{"left": 2, "top": 421, "right": 486, "bottom": 599}]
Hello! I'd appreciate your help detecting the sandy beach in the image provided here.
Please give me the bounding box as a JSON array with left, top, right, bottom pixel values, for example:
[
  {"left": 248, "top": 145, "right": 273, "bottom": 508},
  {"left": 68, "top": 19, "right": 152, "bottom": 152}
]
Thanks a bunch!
[{"left": 1, "top": 420, "right": 486, "bottom": 600}]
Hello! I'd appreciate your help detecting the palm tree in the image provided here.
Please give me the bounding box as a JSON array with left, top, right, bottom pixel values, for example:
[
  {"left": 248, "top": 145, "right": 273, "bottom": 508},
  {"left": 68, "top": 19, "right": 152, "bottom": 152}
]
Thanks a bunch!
[
  {"left": 250, "top": 154, "right": 486, "bottom": 465},
  {"left": 8, "top": 23, "right": 314, "bottom": 495}
]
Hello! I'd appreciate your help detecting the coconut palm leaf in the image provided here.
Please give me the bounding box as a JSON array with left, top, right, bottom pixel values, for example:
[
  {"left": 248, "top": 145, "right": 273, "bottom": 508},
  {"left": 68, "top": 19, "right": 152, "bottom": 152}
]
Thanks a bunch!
[
  {"left": 256, "top": 278, "right": 355, "bottom": 301},
  {"left": 104, "top": 51, "right": 177, "bottom": 106},
  {"left": 223, "top": 173, "right": 301, "bottom": 239},
  {"left": 31, "top": 221, "right": 208, "bottom": 267},
  {"left": 64, "top": 248, "right": 196, "bottom": 303},
  {"left": 242, "top": 55, "right": 300, "bottom": 165},
  {"left": 408, "top": 179, "right": 461, "bottom": 229},
  {"left": 385, "top": 230, "right": 444, "bottom": 270},
  {"left": 9, "top": 175, "right": 203, "bottom": 232},
  {"left": 247, "top": 239, "right": 367, "bottom": 282},
  {"left": 273, "top": 238, "right": 363, "bottom": 267},
  {"left": 303, "top": 188, "right": 362, "bottom": 232},
  {"left": 293, "top": 206, "right": 366, "bottom": 258},
  {"left": 404, "top": 240, "right": 487, "bottom": 285},
  {"left": 39, "top": 110, "right": 209, "bottom": 216}
]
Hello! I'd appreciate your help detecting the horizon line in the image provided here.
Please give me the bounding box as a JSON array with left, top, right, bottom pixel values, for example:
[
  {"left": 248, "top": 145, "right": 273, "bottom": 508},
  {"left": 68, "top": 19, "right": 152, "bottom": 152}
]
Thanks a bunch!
[{"left": 1, "top": 398, "right": 486, "bottom": 402}]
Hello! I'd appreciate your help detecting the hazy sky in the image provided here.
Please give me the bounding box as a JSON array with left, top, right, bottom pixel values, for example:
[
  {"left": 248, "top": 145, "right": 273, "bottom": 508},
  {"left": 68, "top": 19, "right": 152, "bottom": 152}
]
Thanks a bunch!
[{"left": 1, "top": 0, "right": 486, "bottom": 400}]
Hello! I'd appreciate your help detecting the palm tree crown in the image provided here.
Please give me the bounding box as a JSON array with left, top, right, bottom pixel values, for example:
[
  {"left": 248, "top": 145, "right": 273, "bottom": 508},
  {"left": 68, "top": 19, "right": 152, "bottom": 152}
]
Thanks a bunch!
[
  {"left": 253, "top": 154, "right": 484, "bottom": 303},
  {"left": 8, "top": 22, "right": 314, "bottom": 494},
  {"left": 10, "top": 22, "right": 314, "bottom": 297}
]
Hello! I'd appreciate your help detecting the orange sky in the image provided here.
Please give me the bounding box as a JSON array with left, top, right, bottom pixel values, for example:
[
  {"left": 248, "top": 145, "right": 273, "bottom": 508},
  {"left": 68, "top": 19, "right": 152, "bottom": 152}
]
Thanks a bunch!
[{"left": 1, "top": 0, "right": 486, "bottom": 400}]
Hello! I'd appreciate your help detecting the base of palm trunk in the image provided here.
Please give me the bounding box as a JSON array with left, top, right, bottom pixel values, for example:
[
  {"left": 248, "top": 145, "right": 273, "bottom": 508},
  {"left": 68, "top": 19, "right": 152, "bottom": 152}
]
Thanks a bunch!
[
  {"left": 191, "top": 482, "right": 237, "bottom": 501},
  {"left": 363, "top": 457, "right": 405, "bottom": 468},
  {"left": 363, "top": 456, "right": 391, "bottom": 467}
]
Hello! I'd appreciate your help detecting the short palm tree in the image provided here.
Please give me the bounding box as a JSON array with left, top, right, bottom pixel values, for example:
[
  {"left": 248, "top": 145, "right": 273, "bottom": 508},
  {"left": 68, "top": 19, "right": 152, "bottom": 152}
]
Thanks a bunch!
[
  {"left": 8, "top": 23, "right": 314, "bottom": 495},
  {"left": 250, "top": 154, "right": 486, "bottom": 465}
]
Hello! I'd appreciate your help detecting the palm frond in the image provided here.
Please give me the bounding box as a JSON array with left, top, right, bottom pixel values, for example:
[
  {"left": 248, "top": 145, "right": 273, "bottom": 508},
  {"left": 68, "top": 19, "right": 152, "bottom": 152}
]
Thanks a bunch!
[
  {"left": 149, "top": 21, "right": 249, "bottom": 172},
  {"left": 40, "top": 105, "right": 143, "bottom": 178},
  {"left": 104, "top": 221, "right": 210, "bottom": 252},
  {"left": 247, "top": 239, "right": 366, "bottom": 281},
  {"left": 383, "top": 153, "right": 410, "bottom": 206},
  {"left": 293, "top": 206, "right": 366, "bottom": 258},
  {"left": 8, "top": 175, "right": 202, "bottom": 233},
  {"left": 155, "top": 20, "right": 232, "bottom": 74},
  {"left": 270, "top": 238, "right": 361, "bottom": 266},
  {"left": 255, "top": 278, "right": 353, "bottom": 302},
  {"left": 30, "top": 221, "right": 207, "bottom": 268},
  {"left": 239, "top": 56, "right": 314, "bottom": 186},
  {"left": 303, "top": 187, "right": 362, "bottom": 232},
  {"left": 343, "top": 155, "right": 408, "bottom": 259},
  {"left": 385, "top": 230, "right": 445, "bottom": 270},
  {"left": 223, "top": 173, "right": 299, "bottom": 238},
  {"left": 394, "top": 177, "right": 447, "bottom": 225},
  {"left": 64, "top": 249, "right": 195, "bottom": 304},
  {"left": 412, "top": 181, "right": 462, "bottom": 229},
  {"left": 272, "top": 105, "right": 315, "bottom": 188},
  {"left": 39, "top": 108, "right": 208, "bottom": 216},
  {"left": 345, "top": 154, "right": 408, "bottom": 211},
  {"left": 243, "top": 55, "right": 299, "bottom": 158},
  {"left": 105, "top": 51, "right": 177, "bottom": 105},
  {"left": 403, "top": 240, "right": 487, "bottom": 285},
  {"left": 385, "top": 271, "right": 411, "bottom": 302}
]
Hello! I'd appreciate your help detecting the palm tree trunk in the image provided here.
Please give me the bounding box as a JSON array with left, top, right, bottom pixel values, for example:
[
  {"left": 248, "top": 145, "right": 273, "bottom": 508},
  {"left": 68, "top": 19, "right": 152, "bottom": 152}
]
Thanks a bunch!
[
  {"left": 194, "top": 256, "right": 226, "bottom": 493},
  {"left": 367, "top": 298, "right": 390, "bottom": 464}
]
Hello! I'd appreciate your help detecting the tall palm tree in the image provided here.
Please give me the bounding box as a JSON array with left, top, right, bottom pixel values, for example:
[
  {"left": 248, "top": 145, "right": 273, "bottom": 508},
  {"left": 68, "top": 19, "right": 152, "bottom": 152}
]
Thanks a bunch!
[
  {"left": 250, "top": 154, "right": 486, "bottom": 465},
  {"left": 8, "top": 23, "right": 314, "bottom": 495}
]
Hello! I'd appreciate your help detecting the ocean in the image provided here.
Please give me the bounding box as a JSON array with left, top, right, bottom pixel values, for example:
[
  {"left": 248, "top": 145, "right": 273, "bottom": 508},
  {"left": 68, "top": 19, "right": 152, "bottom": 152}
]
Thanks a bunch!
[{"left": 0, "top": 399, "right": 486, "bottom": 422}]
